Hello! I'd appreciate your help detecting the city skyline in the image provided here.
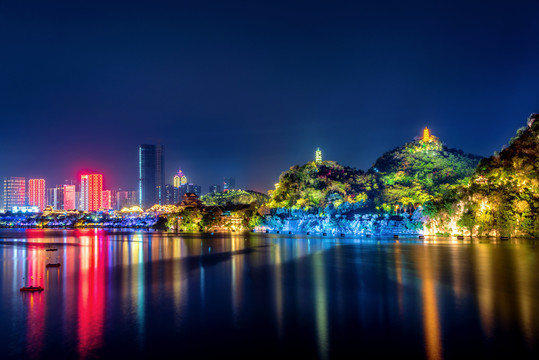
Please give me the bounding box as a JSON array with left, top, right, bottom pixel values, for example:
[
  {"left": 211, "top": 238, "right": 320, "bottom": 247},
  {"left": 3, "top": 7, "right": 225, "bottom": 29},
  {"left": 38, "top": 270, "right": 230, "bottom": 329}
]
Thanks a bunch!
[{"left": 0, "top": 1, "right": 538, "bottom": 193}]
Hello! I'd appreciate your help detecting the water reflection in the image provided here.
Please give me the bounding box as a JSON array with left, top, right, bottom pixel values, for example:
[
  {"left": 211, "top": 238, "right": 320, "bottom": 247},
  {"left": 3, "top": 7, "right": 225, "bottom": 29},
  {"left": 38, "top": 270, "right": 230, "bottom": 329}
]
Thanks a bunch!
[{"left": 0, "top": 230, "right": 538, "bottom": 359}]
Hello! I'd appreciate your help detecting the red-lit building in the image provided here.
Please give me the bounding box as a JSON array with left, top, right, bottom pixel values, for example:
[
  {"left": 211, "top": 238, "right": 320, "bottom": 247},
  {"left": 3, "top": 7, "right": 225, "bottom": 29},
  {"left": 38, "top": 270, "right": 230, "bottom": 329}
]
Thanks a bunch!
[
  {"left": 81, "top": 174, "right": 103, "bottom": 212},
  {"left": 64, "top": 185, "right": 76, "bottom": 210},
  {"left": 101, "top": 190, "right": 111, "bottom": 210},
  {"left": 28, "top": 179, "right": 45, "bottom": 211}
]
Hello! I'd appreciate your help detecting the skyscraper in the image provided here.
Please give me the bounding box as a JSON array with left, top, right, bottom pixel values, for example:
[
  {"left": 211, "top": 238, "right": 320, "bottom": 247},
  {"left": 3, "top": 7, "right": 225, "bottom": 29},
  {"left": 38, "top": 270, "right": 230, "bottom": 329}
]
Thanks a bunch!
[
  {"left": 223, "top": 177, "right": 235, "bottom": 192},
  {"left": 209, "top": 184, "right": 221, "bottom": 193},
  {"left": 64, "top": 185, "right": 76, "bottom": 210},
  {"left": 102, "top": 190, "right": 111, "bottom": 210},
  {"left": 3, "top": 177, "right": 25, "bottom": 212},
  {"left": 81, "top": 174, "right": 103, "bottom": 212},
  {"left": 186, "top": 183, "right": 201, "bottom": 197},
  {"left": 54, "top": 185, "right": 65, "bottom": 210},
  {"left": 116, "top": 190, "right": 138, "bottom": 210},
  {"left": 164, "top": 184, "right": 181, "bottom": 205},
  {"left": 139, "top": 144, "right": 165, "bottom": 209},
  {"left": 28, "top": 179, "right": 45, "bottom": 211}
]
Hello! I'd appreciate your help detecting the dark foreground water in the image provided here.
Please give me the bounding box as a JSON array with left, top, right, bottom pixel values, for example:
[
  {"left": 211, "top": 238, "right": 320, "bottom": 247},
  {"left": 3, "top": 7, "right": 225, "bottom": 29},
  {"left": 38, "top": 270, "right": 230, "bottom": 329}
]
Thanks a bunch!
[{"left": 0, "top": 229, "right": 538, "bottom": 359}]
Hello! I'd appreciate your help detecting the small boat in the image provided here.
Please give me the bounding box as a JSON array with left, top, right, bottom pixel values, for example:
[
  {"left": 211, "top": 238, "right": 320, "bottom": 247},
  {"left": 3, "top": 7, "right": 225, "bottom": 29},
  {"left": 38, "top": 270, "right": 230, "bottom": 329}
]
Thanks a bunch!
[
  {"left": 45, "top": 248, "right": 58, "bottom": 252},
  {"left": 322, "top": 232, "right": 327, "bottom": 236},
  {"left": 457, "top": 235, "right": 464, "bottom": 240},
  {"left": 20, "top": 286, "right": 44, "bottom": 292},
  {"left": 366, "top": 234, "right": 371, "bottom": 238},
  {"left": 340, "top": 233, "right": 345, "bottom": 237},
  {"left": 393, "top": 235, "right": 399, "bottom": 239},
  {"left": 418, "top": 235, "right": 425, "bottom": 239},
  {"left": 46, "top": 263, "right": 61, "bottom": 268}
]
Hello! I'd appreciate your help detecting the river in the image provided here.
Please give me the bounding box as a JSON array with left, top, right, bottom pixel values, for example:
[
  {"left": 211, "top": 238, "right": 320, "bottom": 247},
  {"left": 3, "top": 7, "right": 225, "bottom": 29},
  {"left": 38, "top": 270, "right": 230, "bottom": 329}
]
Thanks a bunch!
[{"left": 0, "top": 229, "right": 538, "bottom": 359}]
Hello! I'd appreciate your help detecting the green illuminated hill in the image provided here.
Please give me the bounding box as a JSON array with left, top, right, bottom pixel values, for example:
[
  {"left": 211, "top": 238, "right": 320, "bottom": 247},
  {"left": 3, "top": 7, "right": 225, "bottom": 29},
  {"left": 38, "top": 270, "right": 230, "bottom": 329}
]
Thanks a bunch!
[
  {"left": 368, "top": 130, "right": 482, "bottom": 211},
  {"left": 425, "top": 113, "right": 539, "bottom": 237},
  {"left": 199, "top": 189, "right": 269, "bottom": 207},
  {"left": 266, "top": 129, "right": 482, "bottom": 213},
  {"left": 266, "top": 161, "right": 369, "bottom": 210}
]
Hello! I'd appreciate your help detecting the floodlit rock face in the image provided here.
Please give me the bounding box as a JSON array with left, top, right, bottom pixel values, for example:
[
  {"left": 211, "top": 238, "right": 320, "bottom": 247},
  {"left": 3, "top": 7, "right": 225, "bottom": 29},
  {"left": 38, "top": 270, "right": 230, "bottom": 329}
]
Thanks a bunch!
[{"left": 260, "top": 209, "right": 424, "bottom": 236}]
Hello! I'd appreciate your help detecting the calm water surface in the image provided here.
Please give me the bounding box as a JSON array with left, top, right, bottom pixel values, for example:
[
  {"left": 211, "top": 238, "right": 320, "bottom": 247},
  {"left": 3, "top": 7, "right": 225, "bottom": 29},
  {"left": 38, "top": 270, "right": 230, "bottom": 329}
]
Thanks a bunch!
[{"left": 0, "top": 229, "right": 538, "bottom": 359}]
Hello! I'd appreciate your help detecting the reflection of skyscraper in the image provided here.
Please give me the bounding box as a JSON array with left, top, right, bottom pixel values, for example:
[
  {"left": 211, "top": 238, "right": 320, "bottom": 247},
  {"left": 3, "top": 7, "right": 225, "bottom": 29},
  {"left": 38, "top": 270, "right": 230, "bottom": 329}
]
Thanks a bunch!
[
  {"left": 139, "top": 144, "right": 165, "bottom": 209},
  {"left": 81, "top": 174, "right": 103, "bottom": 212},
  {"left": 3, "top": 177, "right": 25, "bottom": 212},
  {"left": 28, "top": 179, "right": 45, "bottom": 211},
  {"left": 223, "top": 177, "right": 235, "bottom": 192}
]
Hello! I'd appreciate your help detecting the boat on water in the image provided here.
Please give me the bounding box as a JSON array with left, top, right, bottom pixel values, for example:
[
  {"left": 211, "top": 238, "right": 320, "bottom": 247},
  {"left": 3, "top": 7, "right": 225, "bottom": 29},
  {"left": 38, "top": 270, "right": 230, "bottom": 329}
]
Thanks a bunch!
[
  {"left": 45, "top": 248, "right": 58, "bottom": 252},
  {"left": 20, "top": 286, "right": 44, "bottom": 292},
  {"left": 46, "top": 263, "right": 61, "bottom": 268}
]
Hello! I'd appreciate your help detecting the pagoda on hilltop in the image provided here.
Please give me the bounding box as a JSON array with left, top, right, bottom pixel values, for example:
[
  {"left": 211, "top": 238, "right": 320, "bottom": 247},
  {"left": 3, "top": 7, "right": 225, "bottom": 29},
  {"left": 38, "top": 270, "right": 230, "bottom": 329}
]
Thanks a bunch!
[
  {"left": 315, "top": 147, "right": 322, "bottom": 163},
  {"left": 412, "top": 127, "right": 442, "bottom": 152}
]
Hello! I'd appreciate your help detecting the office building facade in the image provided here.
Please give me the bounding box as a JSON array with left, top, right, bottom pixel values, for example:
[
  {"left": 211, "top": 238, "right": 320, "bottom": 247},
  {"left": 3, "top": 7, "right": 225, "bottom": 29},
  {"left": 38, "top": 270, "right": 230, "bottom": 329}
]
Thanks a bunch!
[
  {"left": 223, "top": 177, "right": 235, "bottom": 192},
  {"left": 139, "top": 144, "right": 165, "bottom": 209},
  {"left": 3, "top": 177, "right": 25, "bottom": 212},
  {"left": 64, "top": 185, "right": 76, "bottom": 210},
  {"left": 28, "top": 179, "right": 45, "bottom": 211},
  {"left": 186, "top": 183, "right": 201, "bottom": 197},
  {"left": 81, "top": 174, "right": 103, "bottom": 212},
  {"left": 102, "top": 190, "right": 112, "bottom": 210}
]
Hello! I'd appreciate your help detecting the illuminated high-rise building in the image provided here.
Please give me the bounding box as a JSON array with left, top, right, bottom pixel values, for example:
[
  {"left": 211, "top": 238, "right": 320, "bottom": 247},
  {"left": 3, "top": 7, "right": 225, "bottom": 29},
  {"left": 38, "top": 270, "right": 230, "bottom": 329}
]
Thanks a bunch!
[
  {"left": 139, "top": 144, "right": 165, "bottom": 209},
  {"left": 102, "top": 190, "right": 112, "bottom": 210},
  {"left": 64, "top": 185, "right": 76, "bottom": 210},
  {"left": 81, "top": 174, "right": 103, "bottom": 212},
  {"left": 3, "top": 177, "right": 25, "bottom": 212},
  {"left": 116, "top": 190, "right": 138, "bottom": 210},
  {"left": 209, "top": 184, "right": 221, "bottom": 193},
  {"left": 28, "top": 179, "right": 45, "bottom": 211},
  {"left": 223, "top": 177, "right": 235, "bottom": 192},
  {"left": 186, "top": 183, "right": 201, "bottom": 197},
  {"left": 55, "top": 185, "right": 65, "bottom": 210},
  {"left": 164, "top": 184, "right": 181, "bottom": 205},
  {"left": 173, "top": 169, "right": 187, "bottom": 188}
]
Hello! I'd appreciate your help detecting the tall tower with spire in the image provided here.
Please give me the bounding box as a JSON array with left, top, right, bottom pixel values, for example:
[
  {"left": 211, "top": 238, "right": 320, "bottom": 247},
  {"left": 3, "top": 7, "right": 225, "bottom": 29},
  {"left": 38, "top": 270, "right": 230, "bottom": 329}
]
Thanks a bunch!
[{"left": 315, "top": 147, "right": 322, "bottom": 163}]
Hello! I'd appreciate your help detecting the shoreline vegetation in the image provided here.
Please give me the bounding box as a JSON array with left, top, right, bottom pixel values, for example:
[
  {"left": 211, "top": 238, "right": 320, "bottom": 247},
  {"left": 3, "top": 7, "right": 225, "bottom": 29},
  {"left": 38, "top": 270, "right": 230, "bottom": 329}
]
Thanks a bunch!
[{"left": 2, "top": 114, "right": 538, "bottom": 238}]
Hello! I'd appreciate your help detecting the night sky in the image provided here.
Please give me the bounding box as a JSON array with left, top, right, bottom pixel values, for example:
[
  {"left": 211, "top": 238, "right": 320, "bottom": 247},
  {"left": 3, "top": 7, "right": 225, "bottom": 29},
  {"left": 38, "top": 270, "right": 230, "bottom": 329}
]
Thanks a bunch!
[{"left": 1, "top": 0, "right": 538, "bottom": 193}]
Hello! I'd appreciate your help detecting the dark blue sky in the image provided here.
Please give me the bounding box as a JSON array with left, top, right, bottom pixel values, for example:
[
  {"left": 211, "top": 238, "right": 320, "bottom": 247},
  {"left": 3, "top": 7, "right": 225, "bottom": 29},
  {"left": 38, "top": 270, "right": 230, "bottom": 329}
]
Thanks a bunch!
[{"left": 1, "top": 0, "right": 538, "bottom": 193}]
